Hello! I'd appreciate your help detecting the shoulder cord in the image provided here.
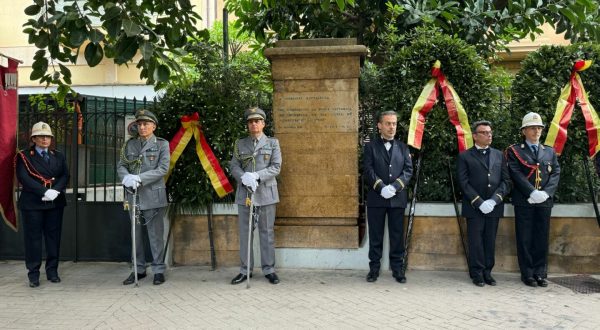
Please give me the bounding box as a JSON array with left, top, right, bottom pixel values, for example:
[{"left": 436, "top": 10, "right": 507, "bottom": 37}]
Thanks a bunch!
[
  {"left": 119, "top": 139, "right": 142, "bottom": 175},
  {"left": 14, "top": 150, "right": 54, "bottom": 188},
  {"left": 506, "top": 145, "right": 541, "bottom": 189},
  {"left": 120, "top": 139, "right": 142, "bottom": 217},
  {"left": 233, "top": 139, "right": 257, "bottom": 207}
]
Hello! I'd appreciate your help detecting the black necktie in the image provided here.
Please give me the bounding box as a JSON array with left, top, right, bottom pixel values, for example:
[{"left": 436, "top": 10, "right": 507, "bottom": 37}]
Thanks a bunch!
[
  {"left": 383, "top": 139, "right": 394, "bottom": 144},
  {"left": 478, "top": 148, "right": 488, "bottom": 155},
  {"left": 41, "top": 151, "right": 49, "bottom": 163}
]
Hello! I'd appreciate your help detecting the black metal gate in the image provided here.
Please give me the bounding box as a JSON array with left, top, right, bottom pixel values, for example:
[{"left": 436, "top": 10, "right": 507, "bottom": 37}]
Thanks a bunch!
[{"left": 0, "top": 94, "right": 156, "bottom": 261}]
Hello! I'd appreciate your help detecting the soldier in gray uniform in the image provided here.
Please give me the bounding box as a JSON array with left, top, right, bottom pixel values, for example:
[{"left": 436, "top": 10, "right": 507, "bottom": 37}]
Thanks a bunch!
[
  {"left": 117, "top": 109, "right": 170, "bottom": 285},
  {"left": 230, "top": 107, "right": 282, "bottom": 285}
]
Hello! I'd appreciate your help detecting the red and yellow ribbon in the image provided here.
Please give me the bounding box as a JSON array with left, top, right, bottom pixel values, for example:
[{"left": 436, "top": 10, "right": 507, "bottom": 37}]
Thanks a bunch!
[
  {"left": 166, "top": 112, "right": 233, "bottom": 198},
  {"left": 545, "top": 60, "right": 600, "bottom": 157},
  {"left": 407, "top": 60, "right": 473, "bottom": 152}
]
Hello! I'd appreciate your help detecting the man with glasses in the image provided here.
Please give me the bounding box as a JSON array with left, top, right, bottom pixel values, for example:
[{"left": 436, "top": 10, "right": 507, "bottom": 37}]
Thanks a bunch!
[
  {"left": 506, "top": 112, "right": 560, "bottom": 288},
  {"left": 457, "top": 120, "right": 510, "bottom": 287}
]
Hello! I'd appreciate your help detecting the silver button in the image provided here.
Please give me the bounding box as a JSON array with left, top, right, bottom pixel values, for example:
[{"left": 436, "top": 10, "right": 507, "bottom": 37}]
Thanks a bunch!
[{"left": 487, "top": 184, "right": 491, "bottom": 187}]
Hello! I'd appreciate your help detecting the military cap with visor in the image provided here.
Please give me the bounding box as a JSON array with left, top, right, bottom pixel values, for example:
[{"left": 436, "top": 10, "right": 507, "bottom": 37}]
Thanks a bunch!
[
  {"left": 244, "top": 107, "right": 266, "bottom": 121},
  {"left": 135, "top": 109, "right": 158, "bottom": 125}
]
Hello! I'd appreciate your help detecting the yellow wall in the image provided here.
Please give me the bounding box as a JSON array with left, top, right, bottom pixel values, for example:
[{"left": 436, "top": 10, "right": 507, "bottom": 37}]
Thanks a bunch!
[{"left": 0, "top": 0, "right": 224, "bottom": 88}]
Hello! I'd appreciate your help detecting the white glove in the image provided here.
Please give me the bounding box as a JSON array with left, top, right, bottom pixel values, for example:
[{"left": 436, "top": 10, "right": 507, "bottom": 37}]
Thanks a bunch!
[
  {"left": 241, "top": 172, "right": 256, "bottom": 187},
  {"left": 380, "top": 185, "right": 396, "bottom": 199},
  {"left": 130, "top": 175, "right": 141, "bottom": 183},
  {"left": 42, "top": 196, "right": 51, "bottom": 201},
  {"left": 44, "top": 189, "right": 60, "bottom": 201},
  {"left": 540, "top": 190, "right": 550, "bottom": 201},
  {"left": 479, "top": 199, "right": 496, "bottom": 214},
  {"left": 529, "top": 190, "right": 547, "bottom": 204},
  {"left": 248, "top": 179, "right": 258, "bottom": 192}
]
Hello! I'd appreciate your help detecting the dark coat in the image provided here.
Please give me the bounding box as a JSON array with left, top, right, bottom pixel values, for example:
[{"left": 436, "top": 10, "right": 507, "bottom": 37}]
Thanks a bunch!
[
  {"left": 506, "top": 143, "right": 560, "bottom": 207},
  {"left": 457, "top": 146, "right": 511, "bottom": 218},
  {"left": 16, "top": 146, "right": 69, "bottom": 210},
  {"left": 363, "top": 137, "right": 413, "bottom": 208}
]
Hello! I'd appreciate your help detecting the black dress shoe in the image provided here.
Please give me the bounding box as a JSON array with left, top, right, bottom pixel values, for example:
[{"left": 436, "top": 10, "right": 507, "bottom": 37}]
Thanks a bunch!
[
  {"left": 484, "top": 275, "right": 496, "bottom": 286},
  {"left": 47, "top": 275, "right": 61, "bottom": 283},
  {"left": 265, "top": 273, "right": 280, "bottom": 284},
  {"left": 366, "top": 271, "right": 379, "bottom": 283},
  {"left": 523, "top": 277, "right": 538, "bottom": 287},
  {"left": 392, "top": 271, "right": 406, "bottom": 283},
  {"left": 29, "top": 280, "right": 40, "bottom": 288},
  {"left": 533, "top": 275, "right": 548, "bottom": 287},
  {"left": 231, "top": 273, "right": 248, "bottom": 285},
  {"left": 153, "top": 273, "right": 165, "bottom": 285},
  {"left": 472, "top": 278, "right": 485, "bottom": 287},
  {"left": 123, "top": 272, "right": 146, "bottom": 285}
]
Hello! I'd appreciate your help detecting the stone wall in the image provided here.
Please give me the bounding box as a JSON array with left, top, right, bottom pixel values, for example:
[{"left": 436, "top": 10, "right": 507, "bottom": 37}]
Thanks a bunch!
[{"left": 171, "top": 204, "right": 599, "bottom": 274}]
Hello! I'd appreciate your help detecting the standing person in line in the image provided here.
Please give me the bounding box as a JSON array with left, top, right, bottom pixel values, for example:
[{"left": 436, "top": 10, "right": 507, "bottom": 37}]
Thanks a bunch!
[
  {"left": 506, "top": 112, "right": 560, "bottom": 287},
  {"left": 363, "top": 110, "right": 413, "bottom": 283},
  {"left": 230, "top": 107, "right": 282, "bottom": 285},
  {"left": 118, "top": 109, "right": 170, "bottom": 286},
  {"left": 457, "top": 120, "right": 511, "bottom": 287},
  {"left": 15, "top": 122, "right": 69, "bottom": 287}
]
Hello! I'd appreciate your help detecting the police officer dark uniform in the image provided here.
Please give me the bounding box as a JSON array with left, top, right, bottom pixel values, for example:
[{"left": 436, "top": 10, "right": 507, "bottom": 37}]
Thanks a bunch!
[
  {"left": 230, "top": 107, "right": 282, "bottom": 285},
  {"left": 117, "top": 109, "right": 170, "bottom": 285},
  {"left": 457, "top": 120, "right": 511, "bottom": 287},
  {"left": 506, "top": 112, "right": 560, "bottom": 287},
  {"left": 363, "top": 110, "right": 413, "bottom": 283},
  {"left": 15, "top": 122, "right": 69, "bottom": 287}
]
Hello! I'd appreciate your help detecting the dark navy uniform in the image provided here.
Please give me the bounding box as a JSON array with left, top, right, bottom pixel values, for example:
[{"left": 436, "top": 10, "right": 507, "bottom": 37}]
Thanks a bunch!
[
  {"left": 363, "top": 137, "right": 413, "bottom": 275},
  {"left": 457, "top": 146, "right": 510, "bottom": 281},
  {"left": 506, "top": 143, "right": 560, "bottom": 282},
  {"left": 15, "top": 146, "right": 69, "bottom": 284}
]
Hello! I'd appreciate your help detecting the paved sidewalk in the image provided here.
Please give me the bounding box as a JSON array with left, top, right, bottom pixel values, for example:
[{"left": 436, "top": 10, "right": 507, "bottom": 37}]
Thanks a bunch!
[{"left": 0, "top": 260, "right": 598, "bottom": 329}]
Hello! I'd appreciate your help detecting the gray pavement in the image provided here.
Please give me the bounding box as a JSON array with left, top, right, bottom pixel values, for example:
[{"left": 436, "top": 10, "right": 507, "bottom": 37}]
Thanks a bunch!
[{"left": 0, "top": 260, "right": 599, "bottom": 329}]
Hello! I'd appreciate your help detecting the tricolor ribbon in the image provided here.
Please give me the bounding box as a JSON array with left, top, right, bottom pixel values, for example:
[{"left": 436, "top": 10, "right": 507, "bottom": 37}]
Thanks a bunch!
[
  {"left": 407, "top": 60, "right": 473, "bottom": 152},
  {"left": 166, "top": 112, "right": 233, "bottom": 198},
  {"left": 545, "top": 60, "right": 600, "bottom": 157}
]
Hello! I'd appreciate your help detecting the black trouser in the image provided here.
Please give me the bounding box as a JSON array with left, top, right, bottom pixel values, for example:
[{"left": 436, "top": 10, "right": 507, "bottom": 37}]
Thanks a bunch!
[
  {"left": 514, "top": 206, "right": 551, "bottom": 280},
  {"left": 466, "top": 216, "right": 499, "bottom": 279},
  {"left": 21, "top": 208, "right": 64, "bottom": 281},
  {"left": 367, "top": 207, "right": 405, "bottom": 272}
]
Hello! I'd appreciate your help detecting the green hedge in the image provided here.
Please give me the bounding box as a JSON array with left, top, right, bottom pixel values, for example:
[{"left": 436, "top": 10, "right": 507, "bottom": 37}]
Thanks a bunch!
[
  {"left": 154, "top": 42, "right": 271, "bottom": 212},
  {"left": 363, "top": 28, "right": 507, "bottom": 202},
  {"left": 511, "top": 44, "right": 600, "bottom": 203}
]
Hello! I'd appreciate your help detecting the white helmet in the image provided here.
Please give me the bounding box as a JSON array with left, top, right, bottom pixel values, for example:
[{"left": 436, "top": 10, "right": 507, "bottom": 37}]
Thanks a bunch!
[
  {"left": 520, "top": 112, "right": 545, "bottom": 129},
  {"left": 31, "top": 122, "right": 54, "bottom": 137}
]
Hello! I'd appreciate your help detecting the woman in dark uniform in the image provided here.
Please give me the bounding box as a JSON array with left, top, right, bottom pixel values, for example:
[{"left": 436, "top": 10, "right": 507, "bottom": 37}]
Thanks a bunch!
[{"left": 15, "top": 122, "right": 69, "bottom": 287}]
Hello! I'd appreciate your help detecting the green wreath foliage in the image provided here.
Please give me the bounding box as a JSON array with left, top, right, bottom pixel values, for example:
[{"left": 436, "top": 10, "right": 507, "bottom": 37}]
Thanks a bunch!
[
  {"left": 511, "top": 44, "right": 600, "bottom": 203},
  {"left": 365, "top": 28, "right": 506, "bottom": 201},
  {"left": 153, "top": 41, "right": 272, "bottom": 212}
]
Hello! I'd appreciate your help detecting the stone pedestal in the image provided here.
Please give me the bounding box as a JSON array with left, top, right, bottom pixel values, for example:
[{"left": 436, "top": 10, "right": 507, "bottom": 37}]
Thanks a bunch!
[{"left": 265, "top": 39, "right": 367, "bottom": 248}]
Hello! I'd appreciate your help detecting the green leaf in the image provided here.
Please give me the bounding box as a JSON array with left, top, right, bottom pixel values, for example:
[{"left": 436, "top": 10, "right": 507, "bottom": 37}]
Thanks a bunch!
[
  {"left": 89, "top": 29, "right": 105, "bottom": 44},
  {"left": 123, "top": 19, "right": 142, "bottom": 37},
  {"left": 34, "top": 31, "right": 49, "bottom": 48},
  {"left": 114, "top": 36, "right": 139, "bottom": 64},
  {"left": 84, "top": 43, "right": 104, "bottom": 67},
  {"left": 336, "top": 0, "right": 345, "bottom": 11},
  {"left": 69, "top": 29, "right": 87, "bottom": 47},
  {"left": 105, "top": 18, "right": 122, "bottom": 39},
  {"left": 139, "top": 41, "right": 154, "bottom": 60},
  {"left": 29, "top": 69, "right": 44, "bottom": 81},
  {"left": 153, "top": 64, "right": 170, "bottom": 82},
  {"left": 24, "top": 5, "right": 41, "bottom": 16},
  {"left": 101, "top": 6, "right": 121, "bottom": 21}
]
